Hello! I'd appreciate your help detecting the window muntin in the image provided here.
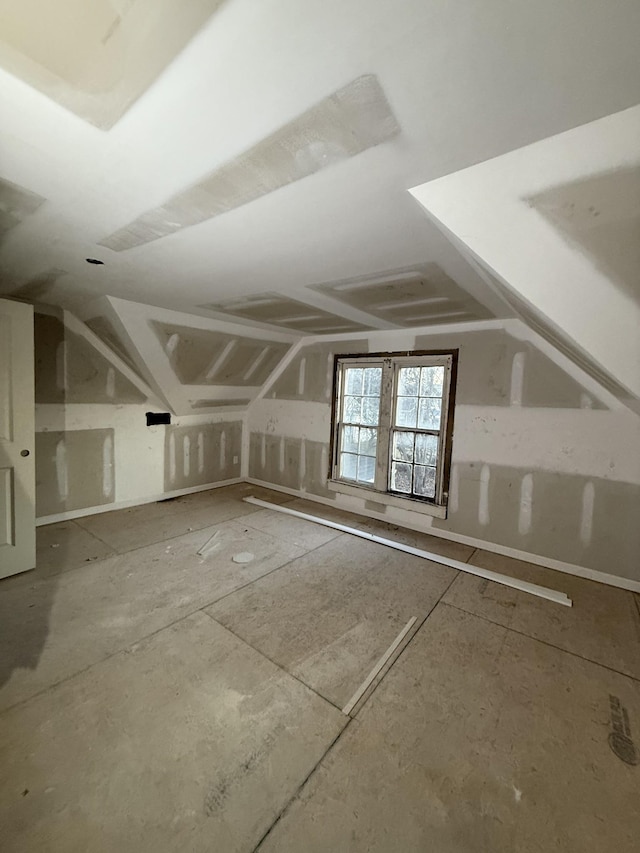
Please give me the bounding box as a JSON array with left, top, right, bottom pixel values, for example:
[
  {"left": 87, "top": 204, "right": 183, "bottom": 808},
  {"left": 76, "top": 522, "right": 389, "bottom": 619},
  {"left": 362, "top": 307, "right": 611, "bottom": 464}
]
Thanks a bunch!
[{"left": 332, "top": 353, "right": 455, "bottom": 507}]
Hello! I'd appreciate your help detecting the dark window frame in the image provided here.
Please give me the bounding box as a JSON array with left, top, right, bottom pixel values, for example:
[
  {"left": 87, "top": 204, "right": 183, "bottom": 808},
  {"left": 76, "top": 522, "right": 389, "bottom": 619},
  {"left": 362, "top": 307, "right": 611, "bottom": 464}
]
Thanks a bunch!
[{"left": 328, "top": 349, "right": 458, "bottom": 514}]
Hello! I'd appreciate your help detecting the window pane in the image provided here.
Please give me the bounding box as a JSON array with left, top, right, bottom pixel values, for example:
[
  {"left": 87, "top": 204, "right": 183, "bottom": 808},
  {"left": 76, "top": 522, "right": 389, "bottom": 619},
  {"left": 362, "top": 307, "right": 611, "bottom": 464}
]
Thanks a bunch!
[
  {"left": 395, "top": 396, "right": 418, "bottom": 428},
  {"left": 392, "top": 431, "right": 414, "bottom": 462},
  {"left": 420, "top": 366, "right": 444, "bottom": 398},
  {"left": 344, "top": 368, "right": 363, "bottom": 395},
  {"left": 363, "top": 367, "right": 382, "bottom": 396},
  {"left": 415, "top": 433, "right": 438, "bottom": 466},
  {"left": 344, "top": 395, "right": 362, "bottom": 423},
  {"left": 361, "top": 396, "right": 380, "bottom": 425},
  {"left": 397, "top": 366, "right": 419, "bottom": 396},
  {"left": 357, "top": 455, "right": 375, "bottom": 484},
  {"left": 417, "top": 397, "right": 441, "bottom": 430},
  {"left": 341, "top": 425, "right": 359, "bottom": 454},
  {"left": 358, "top": 427, "right": 378, "bottom": 456},
  {"left": 390, "top": 461, "right": 412, "bottom": 493},
  {"left": 340, "top": 452, "right": 358, "bottom": 480},
  {"left": 414, "top": 465, "right": 436, "bottom": 498}
]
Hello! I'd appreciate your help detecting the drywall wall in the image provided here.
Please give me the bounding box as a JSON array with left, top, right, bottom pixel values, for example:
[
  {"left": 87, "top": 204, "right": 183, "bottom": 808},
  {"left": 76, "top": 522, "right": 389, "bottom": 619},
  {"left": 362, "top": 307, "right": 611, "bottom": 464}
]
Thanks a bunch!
[
  {"left": 35, "top": 313, "right": 146, "bottom": 405},
  {"left": 79, "top": 296, "right": 297, "bottom": 416},
  {"left": 152, "top": 322, "right": 290, "bottom": 386},
  {"left": 36, "top": 428, "right": 115, "bottom": 516},
  {"left": 34, "top": 307, "right": 242, "bottom": 521},
  {"left": 247, "top": 322, "right": 640, "bottom": 585},
  {"left": 164, "top": 422, "right": 241, "bottom": 491}
]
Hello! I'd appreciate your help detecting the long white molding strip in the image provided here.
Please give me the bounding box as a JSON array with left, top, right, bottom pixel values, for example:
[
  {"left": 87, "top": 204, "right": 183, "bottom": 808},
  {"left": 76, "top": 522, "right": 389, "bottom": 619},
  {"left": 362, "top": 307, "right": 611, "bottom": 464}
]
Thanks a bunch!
[
  {"left": 342, "top": 617, "right": 417, "bottom": 716},
  {"left": 243, "top": 497, "right": 573, "bottom": 607}
]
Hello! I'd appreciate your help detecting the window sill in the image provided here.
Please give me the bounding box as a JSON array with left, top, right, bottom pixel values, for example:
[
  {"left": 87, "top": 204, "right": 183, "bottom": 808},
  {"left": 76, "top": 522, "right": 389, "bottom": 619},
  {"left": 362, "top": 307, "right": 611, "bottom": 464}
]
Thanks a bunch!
[{"left": 327, "top": 479, "right": 448, "bottom": 519}]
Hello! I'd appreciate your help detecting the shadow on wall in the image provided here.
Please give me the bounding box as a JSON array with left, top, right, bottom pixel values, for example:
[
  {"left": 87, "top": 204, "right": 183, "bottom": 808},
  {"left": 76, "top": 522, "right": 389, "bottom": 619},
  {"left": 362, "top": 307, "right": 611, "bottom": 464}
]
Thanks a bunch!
[
  {"left": 0, "top": 446, "right": 54, "bottom": 692},
  {"left": 0, "top": 308, "right": 138, "bottom": 693}
]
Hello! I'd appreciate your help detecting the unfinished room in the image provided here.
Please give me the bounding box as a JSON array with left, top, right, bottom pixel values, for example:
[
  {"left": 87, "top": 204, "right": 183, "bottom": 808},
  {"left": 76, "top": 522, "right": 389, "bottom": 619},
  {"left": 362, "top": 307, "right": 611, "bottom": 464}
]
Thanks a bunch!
[{"left": 1, "top": 1, "right": 639, "bottom": 850}]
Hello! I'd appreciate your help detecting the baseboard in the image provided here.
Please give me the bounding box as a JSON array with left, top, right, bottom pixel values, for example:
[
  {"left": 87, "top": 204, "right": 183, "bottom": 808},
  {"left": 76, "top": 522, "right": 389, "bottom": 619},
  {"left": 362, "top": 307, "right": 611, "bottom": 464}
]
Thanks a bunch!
[
  {"left": 35, "top": 478, "right": 244, "bottom": 526},
  {"left": 36, "top": 474, "right": 640, "bottom": 594},
  {"left": 244, "top": 477, "right": 640, "bottom": 594}
]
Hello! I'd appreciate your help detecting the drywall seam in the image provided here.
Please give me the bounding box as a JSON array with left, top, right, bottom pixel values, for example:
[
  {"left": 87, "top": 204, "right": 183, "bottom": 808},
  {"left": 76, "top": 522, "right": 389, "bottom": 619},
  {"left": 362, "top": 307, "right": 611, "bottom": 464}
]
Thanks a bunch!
[
  {"left": 449, "top": 407, "right": 640, "bottom": 483},
  {"left": 292, "top": 318, "right": 508, "bottom": 347},
  {"left": 255, "top": 336, "right": 307, "bottom": 401},
  {"left": 109, "top": 301, "right": 196, "bottom": 414},
  {"left": 248, "top": 316, "right": 633, "bottom": 416},
  {"left": 94, "top": 296, "right": 175, "bottom": 410},
  {"left": 181, "top": 383, "right": 261, "bottom": 400},
  {"left": 240, "top": 415, "right": 250, "bottom": 479},
  {"left": 406, "top": 212, "right": 639, "bottom": 414},
  {"left": 35, "top": 477, "right": 244, "bottom": 526},
  {"left": 249, "top": 400, "right": 331, "bottom": 444},
  {"left": 247, "top": 404, "right": 640, "bottom": 483},
  {"left": 275, "top": 288, "right": 398, "bottom": 331},
  {"left": 243, "top": 477, "right": 640, "bottom": 594},
  {"left": 243, "top": 497, "right": 571, "bottom": 606},
  {"left": 504, "top": 319, "right": 627, "bottom": 412},
  {"left": 61, "top": 309, "right": 162, "bottom": 406},
  {"left": 109, "top": 297, "right": 300, "bottom": 344},
  {"left": 35, "top": 405, "right": 241, "bottom": 430},
  {"left": 110, "top": 296, "right": 298, "bottom": 415}
]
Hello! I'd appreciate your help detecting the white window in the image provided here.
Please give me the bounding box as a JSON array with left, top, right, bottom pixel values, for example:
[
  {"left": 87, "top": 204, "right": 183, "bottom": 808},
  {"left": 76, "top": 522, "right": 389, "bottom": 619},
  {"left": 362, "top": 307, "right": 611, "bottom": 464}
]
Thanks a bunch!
[{"left": 329, "top": 352, "right": 457, "bottom": 517}]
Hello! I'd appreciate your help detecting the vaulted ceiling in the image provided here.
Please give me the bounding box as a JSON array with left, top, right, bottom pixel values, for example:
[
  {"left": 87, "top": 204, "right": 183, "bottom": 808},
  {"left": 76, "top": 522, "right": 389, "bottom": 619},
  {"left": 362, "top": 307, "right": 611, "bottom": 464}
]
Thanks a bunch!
[{"left": 0, "top": 0, "right": 639, "bottom": 365}]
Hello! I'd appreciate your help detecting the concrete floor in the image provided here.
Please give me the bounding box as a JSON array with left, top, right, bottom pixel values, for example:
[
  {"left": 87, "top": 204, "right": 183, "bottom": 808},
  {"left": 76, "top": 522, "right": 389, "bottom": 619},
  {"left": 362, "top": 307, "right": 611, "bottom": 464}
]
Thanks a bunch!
[{"left": 1, "top": 484, "right": 639, "bottom": 852}]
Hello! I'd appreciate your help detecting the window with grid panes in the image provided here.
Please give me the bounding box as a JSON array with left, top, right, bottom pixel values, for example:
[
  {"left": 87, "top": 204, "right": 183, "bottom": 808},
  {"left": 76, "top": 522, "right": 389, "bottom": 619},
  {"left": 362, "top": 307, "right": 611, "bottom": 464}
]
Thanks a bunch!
[{"left": 330, "top": 352, "right": 456, "bottom": 512}]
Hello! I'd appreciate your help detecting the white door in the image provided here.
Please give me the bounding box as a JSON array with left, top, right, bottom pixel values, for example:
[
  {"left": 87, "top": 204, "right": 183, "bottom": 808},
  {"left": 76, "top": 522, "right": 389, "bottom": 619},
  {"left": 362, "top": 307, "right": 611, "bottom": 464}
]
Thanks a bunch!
[{"left": 0, "top": 299, "right": 35, "bottom": 579}]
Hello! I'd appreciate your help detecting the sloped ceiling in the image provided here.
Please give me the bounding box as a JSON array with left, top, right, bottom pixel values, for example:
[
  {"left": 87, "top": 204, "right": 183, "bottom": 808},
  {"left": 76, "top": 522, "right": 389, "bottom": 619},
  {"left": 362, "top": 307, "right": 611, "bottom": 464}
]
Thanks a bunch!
[
  {"left": 0, "top": 1, "right": 639, "bottom": 341},
  {"left": 409, "top": 107, "right": 640, "bottom": 407}
]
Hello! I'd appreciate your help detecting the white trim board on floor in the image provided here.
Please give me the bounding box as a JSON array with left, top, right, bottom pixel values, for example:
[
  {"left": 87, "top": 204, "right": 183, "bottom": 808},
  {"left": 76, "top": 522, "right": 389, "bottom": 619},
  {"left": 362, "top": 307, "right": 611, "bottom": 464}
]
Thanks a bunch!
[
  {"left": 244, "top": 477, "right": 640, "bottom": 594},
  {"left": 35, "top": 475, "right": 640, "bottom": 595},
  {"left": 243, "top": 497, "right": 572, "bottom": 607},
  {"left": 35, "top": 478, "right": 244, "bottom": 526}
]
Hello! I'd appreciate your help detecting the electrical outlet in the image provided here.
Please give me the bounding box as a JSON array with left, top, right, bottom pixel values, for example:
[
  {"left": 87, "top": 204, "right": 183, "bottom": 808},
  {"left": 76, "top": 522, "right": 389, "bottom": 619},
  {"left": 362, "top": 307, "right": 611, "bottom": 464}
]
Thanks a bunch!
[{"left": 233, "top": 455, "right": 238, "bottom": 464}]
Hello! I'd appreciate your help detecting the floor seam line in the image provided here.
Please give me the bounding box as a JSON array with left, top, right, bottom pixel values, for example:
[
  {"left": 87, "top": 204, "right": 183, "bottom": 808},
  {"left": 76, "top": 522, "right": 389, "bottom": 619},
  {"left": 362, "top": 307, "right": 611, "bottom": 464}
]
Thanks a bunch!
[
  {"left": 31, "top": 508, "right": 312, "bottom": 587},
  {"left": 201, "top": 610, "right": 343, "bottom": 714},
  {"left": 238, "top": 515, "right": 344, "bottom": 547},
  {"left": 442, "top": 601, "right": 640, "bottom": 683},
  {"left": 251, "top": 721, "right": 352, "bottom": 853},
  {"left": 73, "top": 505, "right": 263, "bottom": 557},
  {"left": 0, "top": 538, "right": 342, "bottom": 717},
  {"left": 346, "top": 570, "right": 461, "bottom": 718},
  {"left": 66, "top": 522, "right": 118, "bottom": 554},
  {"left": 202, "top": 536, "right": 345, "bottom": 609}
]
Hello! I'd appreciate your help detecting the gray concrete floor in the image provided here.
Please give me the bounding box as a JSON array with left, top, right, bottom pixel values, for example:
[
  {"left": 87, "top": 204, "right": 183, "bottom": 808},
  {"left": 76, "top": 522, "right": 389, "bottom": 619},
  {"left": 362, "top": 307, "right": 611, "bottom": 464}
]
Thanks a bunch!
[{"left": 1, "top": 483, "right": 639, "bottom": 852}]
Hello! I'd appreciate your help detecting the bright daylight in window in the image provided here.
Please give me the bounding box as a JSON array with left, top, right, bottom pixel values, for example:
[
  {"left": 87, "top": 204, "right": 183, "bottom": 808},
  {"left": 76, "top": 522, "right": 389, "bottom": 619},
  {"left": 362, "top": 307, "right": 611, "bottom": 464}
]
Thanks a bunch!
[{"left": 331, "top": 352, "right": 456, "bottom": 510}]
